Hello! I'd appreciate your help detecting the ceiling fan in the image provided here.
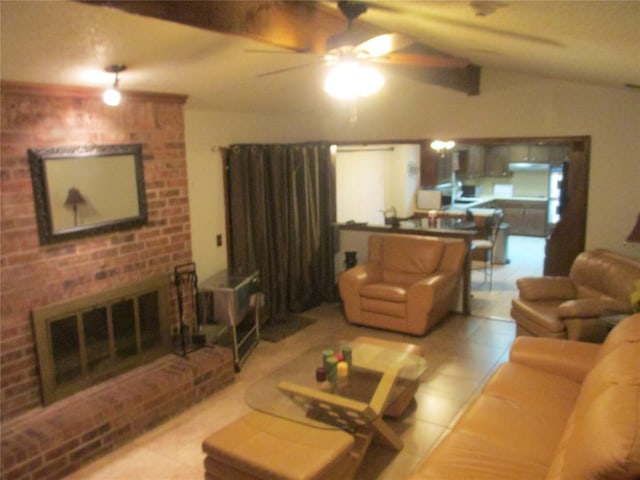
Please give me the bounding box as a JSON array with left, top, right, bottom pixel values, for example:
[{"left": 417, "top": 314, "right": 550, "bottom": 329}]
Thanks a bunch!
[
  {"left": 323, "top": 1, "right": 469, "bottom": 69},
  {"left": 254, "top": 1, "right": 478, "bottom": 97}
]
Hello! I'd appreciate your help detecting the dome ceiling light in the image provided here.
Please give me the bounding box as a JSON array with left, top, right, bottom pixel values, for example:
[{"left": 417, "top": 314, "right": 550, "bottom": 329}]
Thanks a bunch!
[{"left": 103, "top": 64, "right": 126, "bottom": 107}]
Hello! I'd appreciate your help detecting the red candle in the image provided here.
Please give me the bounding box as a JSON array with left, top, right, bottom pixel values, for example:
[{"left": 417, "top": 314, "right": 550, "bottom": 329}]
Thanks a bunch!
[{"left": 316, "top": 366, "right": 327, "bottom": 382}]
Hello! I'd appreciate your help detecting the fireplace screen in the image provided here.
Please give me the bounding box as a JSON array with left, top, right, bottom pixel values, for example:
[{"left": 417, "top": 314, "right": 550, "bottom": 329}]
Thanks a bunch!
[{"left": 33, "top": 276, "right": 170, "bottom": 405}]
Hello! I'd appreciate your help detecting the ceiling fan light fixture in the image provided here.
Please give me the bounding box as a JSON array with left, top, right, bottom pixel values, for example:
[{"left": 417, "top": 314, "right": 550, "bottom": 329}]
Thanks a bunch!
[{"left": 324, "top": 61, "right": 384, "bottom": 100}]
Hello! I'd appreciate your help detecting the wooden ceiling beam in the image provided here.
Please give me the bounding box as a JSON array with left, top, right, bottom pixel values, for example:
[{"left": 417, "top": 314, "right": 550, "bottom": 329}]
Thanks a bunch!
[
  {"left": 79, "top": 0, "right": 480, "bottom": 95},
  {"left": 80, "top": 1, "right": 381, "bottom": 55}
]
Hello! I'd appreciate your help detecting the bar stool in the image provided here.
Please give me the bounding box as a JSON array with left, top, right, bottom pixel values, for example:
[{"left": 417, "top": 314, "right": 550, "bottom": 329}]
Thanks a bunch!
[{"left": 471, "top": 209, "right": 504, "bottom": 290}]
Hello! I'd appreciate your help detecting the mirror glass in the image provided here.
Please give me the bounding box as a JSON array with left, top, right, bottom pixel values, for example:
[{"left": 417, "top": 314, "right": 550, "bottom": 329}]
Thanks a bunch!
[{"left": 28, "top": 144, "right": 147, "bottom": 244}]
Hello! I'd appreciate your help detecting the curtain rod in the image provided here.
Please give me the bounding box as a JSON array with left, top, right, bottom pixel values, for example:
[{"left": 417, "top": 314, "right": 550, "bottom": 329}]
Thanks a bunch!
[{"left": 336, "top": 147, "right": 395, "bottom": 153}]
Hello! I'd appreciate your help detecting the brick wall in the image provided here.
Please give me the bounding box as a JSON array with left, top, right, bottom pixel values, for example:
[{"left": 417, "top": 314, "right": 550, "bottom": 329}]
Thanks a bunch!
[
  {"left": 0, "top": 82, "right": 192, "bottom": 421},
  {"left": 1, "top": 347, "right": 235, "bottom": 480}
]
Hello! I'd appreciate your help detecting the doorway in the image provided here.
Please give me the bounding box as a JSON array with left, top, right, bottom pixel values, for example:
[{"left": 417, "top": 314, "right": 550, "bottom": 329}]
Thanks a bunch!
[{"left": 332, "top": 136, "right": 590, "bottom": 288}]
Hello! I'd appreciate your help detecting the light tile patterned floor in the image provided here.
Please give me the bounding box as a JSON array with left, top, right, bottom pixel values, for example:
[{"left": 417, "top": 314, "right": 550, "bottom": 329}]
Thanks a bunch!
[
  {"left": 471, "top": 235, "right": 546, "bottom": 320},
  {"left": 64, "top": 310, "right": 515, "bottom": 480},
  {"left": 66, "top": 236, "right": 544, "bottom": 480}
]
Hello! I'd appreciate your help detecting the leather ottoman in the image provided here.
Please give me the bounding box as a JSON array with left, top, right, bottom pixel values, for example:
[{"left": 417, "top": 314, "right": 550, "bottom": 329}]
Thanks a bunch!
[{"left": 202, "top": 411, "right": 356, "bottom": 480}]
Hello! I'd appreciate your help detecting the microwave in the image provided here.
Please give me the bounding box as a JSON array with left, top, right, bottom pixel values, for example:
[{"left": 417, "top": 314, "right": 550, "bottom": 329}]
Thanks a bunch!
[
  {"left": 417, "top": 190, "right": 458, "bottom": 209},
  {"left": 461, "top": 185, "right": 482, "bottom": 198}
]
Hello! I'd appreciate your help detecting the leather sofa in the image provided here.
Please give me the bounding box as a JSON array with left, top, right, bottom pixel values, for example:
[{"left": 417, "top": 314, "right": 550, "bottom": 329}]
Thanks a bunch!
[
  {"left": 338, "top": 234, "right": 467, "bottom": 336},
  {"left": 408, "top": 313, "right": 640, "bottom": 480},
  {"left": 511, "top": 249, "right": 640, "bottom": 342}
]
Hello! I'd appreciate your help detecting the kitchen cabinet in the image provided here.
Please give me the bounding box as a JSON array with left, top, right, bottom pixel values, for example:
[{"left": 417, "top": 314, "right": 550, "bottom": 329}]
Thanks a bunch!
[
  {"left": 549, "top": 144, "right": 570, "bottom": 166},
  {"left": 484, "top": 145, "right": 511, "bottom": 177},
  {"left": 420, "top": 143, "right": 453, "bottom": 187},
  {"left": 420, "top": 149, "right": 437, "bottom": 187},
  {"left": 422, "top": 141, "right": 571, "bottom": 186},
  {"left": 495, "top": 199, "right": 548, "bottom": 236},
  {"left": 509, "top": 144, "right": 529, "bottom": 163},
  {"left": 438, "top": 152, "right": 453, "bottom": 183},
  {"left": 528, "top": 145, "right": 550, "bottom": 163},
  {"left": 458, "top": 146, "right": 485, "bottom": 179},
  {"left": 509, "top": 144, "right": 549, "bottom": 163}
]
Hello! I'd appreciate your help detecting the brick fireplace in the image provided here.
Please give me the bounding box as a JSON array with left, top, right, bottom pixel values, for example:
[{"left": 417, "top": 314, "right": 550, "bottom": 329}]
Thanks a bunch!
[
  {"left": 0, "top": 83, "right": 235, "bottom": 480},
  {"left": 32, "top": 275, "right": 172, "bottom": 405},
  {"left": 0, "top": 81, "right": 193, "bottom": 420}
]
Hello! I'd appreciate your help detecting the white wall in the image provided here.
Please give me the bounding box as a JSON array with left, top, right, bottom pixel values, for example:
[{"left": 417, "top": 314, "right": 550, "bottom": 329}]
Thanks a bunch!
[
  {"left": 184, "top": 110, "right": 319, "bottom": 280},
  {"left": 185, "top": 67, "right": 640, "bottom": 276}
]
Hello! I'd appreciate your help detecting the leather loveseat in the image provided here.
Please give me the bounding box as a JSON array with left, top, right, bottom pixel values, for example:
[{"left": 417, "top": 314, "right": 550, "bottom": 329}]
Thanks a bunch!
[
  {"left": 511, "top": 249, "right": 640, "bottom": 342},
  {"left": 338, "top": 234, "right": 466, "bottom": 336},
  {"left": 408, "top": 313, "right": 640, "bottom": 480}
]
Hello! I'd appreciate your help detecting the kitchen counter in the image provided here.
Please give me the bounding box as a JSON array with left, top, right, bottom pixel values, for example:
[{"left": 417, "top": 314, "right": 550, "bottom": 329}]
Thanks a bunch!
[
  {"left": 415, "top": 195, "right": 550, "bottom": 236},
  {"left": 454, "top": 196, "right": 549, "bottom": 237},
  {"left": 415, "top": 195, "right": 548, "bottom": 214}
]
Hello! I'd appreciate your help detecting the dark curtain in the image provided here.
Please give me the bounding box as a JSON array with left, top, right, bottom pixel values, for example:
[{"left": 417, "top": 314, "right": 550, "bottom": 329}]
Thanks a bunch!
[{"left": 226, "top": 143, "right": 335, "bottom": 322}]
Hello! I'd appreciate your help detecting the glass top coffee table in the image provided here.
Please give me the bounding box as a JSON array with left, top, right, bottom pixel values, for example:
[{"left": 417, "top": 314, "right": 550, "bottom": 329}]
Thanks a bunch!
[{"left": 245, "top": 337, "right": 426, "bottom": 451}]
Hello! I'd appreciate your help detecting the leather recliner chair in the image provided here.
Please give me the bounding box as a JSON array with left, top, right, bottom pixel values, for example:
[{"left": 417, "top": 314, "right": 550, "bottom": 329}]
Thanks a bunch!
[
  {"left": 339, "top": 234, "right": 467, "bottom": 336},
  {"left": 511, "top": 248, "right": 640, "bottom": 342}
]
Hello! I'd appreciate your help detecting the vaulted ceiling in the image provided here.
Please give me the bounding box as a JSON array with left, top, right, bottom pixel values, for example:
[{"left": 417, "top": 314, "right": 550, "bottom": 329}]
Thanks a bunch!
[{"left": 1, "top": 1, "right": 638, "bottom": 113}]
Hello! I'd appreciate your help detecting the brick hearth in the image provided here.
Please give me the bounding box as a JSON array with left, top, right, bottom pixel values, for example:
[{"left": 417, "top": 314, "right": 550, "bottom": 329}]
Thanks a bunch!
[{"left": 1, "top": 347, "right": 235, "bottom": 480}]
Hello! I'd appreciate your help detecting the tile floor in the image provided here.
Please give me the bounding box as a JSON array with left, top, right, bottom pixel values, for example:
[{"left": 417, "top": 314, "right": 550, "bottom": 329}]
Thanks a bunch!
[
  {"left": 470, "top": 235, "right": 545, "bottom": 320},
  {"left": 65, "top": 236, "right": 544, "bottom": 480}
]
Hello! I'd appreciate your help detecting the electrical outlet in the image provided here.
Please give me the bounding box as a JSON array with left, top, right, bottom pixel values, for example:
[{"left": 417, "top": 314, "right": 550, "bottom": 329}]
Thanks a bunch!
[{"left": 216, "top": 234, "right": 222, "bottom": 247}]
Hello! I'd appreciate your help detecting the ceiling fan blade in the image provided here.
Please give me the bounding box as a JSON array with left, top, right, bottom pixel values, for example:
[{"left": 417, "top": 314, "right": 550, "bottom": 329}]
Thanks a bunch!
[
  {"left": 378, "top": 52, "right": 469, "bottom": 69},
  {"left": 245, "top": 48, "right": 309, "bottom": 55},
  {"left": 358, "top": 1, "right": 561, "bottom": 48},
  {"left": 257, "top": 61, "right": 322, "bottom": 78},
  {"left": 355, "top": 32, "right": 414, "bottom": 57}
]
